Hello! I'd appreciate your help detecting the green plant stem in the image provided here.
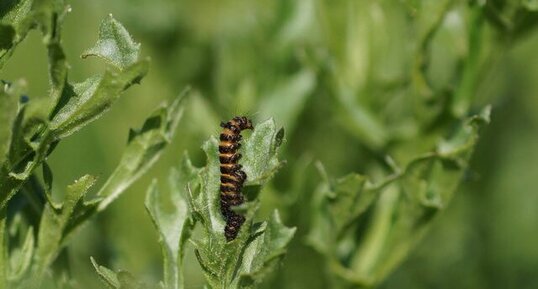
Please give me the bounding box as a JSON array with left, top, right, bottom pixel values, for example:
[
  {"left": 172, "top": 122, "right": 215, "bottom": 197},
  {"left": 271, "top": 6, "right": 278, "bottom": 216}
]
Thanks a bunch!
[
  {"left": 350, "top": 185, "right": 399, "bottom": 285},
  {"left": 0, "top": 129, "right": 55, "bottom": 210},
  {"left": 0, "top": 208, "right": 7, "bottom": 288},
  {"left": 411, "top": 0, "right": 453, "bottom": 104},
  {"left": 452, "top": 7, "right": 485, "bottom": 117}
]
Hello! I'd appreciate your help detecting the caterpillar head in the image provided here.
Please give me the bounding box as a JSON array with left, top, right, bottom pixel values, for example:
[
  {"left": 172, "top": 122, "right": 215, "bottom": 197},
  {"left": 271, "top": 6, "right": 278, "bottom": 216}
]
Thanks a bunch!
[{"left": 235, "top": 116, "right": 253, "bottom": 130}]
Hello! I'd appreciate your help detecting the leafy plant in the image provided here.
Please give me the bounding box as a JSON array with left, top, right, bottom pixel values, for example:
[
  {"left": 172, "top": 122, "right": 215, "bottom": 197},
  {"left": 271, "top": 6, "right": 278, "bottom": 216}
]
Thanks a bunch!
[
  {"left": 93, "top": 119, "right": 296, "bottom": 289},
  {"left": 3, "top": 0, "right": 538, "bottom": 289},
  {"left": 1, "top": 1, "right": 187, "bottom": 287},
  {"left": 307, "top": 108, "right": 490, "bottom": 288}
]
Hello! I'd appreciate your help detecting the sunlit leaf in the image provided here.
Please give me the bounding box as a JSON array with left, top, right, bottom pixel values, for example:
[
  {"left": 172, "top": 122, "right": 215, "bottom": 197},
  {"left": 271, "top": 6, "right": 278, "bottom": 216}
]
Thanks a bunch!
[
  {"left": 91, "top": 257, "right": 150, "bottom": 289},
  {"left": 82, "top": 14, "right": 141, "bottom": 70},
  {"left": 34, "top": 175, "right": 97, "bottom": 277},
  {"left": 8, "top": 227, "right": 34, "bottom": 282},
  {"left": 91, "top": 257, "right": 120, "bottom": 288},
  {"left": 97, "top": 90, "right": 187, "bottom": 211},
  {"left": 49, "top": 61, "right": 149, "bottom": 139},
  {"left": 145, "top": 166, "right": 194, "bottom": 289}
]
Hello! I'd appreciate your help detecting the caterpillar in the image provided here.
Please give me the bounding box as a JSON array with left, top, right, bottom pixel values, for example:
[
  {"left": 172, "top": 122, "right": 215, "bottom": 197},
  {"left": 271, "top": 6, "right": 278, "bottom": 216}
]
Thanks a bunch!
[{"left": 219, "top": 116, "right": 253, "bottom": 241}]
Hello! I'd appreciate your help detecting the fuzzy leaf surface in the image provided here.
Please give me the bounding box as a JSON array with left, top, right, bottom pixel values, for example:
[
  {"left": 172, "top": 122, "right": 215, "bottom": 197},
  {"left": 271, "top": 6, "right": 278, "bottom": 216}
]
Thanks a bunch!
[
  {"left": 145, "top": 163, "right": 196, "bottom": 289},
  {"left": 82, "top": 14, "right": 141, "bottom": 70}
]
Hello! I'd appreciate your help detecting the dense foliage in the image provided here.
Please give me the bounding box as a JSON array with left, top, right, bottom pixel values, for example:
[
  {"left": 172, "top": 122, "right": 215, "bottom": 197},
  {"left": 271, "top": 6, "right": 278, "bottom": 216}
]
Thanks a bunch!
[{"left": 1, "top": 0, "right": 538, "bottom": 289}]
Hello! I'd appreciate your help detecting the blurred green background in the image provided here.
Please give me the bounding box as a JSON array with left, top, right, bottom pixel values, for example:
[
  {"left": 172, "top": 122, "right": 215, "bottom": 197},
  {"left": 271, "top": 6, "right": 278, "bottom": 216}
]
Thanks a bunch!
[{"left": 2, "top": 0, "right": 538, "bottom": 288}]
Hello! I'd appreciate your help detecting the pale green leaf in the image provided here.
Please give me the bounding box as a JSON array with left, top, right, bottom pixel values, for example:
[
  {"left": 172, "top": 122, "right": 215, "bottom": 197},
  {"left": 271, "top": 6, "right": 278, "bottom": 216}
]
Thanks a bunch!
[
  {"left": 258, "top": 69, "right": 315, "bottom": 133},
  {"left": 237, "top": 211, "right": 296, "bottom": 288},
  {"left": 8, "top": 227, "right": 34, "bottom": 282},
  {"left": 0, "top": 208, "right": 7, "bottom": 286},
  {"left": 91, "top": 257, "right": 149, "bottom": 289},
  {"left": 523, "top": 0, "right": 538, "bottom": 10},
  {"left": 97, "top": 90, "right": 187, "bottom": 211},
  {"left": 306, "top": 169, "right": 372, "bottom": 256},
  {"left": 49, "top": 60, "right": 149, "bottom": 139},
  {"left": 241, "top": 118, "right": 284, "bottom": 185},
  {"left": 82, "top": 14, "right": 141, "bottom": 70},
  {"left": 49, "top": 14, "right": 147, "bottom": 138},
  {"left": 145, "top": 166, "right": 194, "bottom": 289},
  {"left": 334, "top": 82, "right": 388, "bottom": 149},
  {"left": 33, "top": 175, "right": 97, "bottom": 279},
  {"left": 91, "top": 257, "right": 120, "bottom": 289},
  {"left": 116, "top": 271, "right": 147, "bottom": 289}
]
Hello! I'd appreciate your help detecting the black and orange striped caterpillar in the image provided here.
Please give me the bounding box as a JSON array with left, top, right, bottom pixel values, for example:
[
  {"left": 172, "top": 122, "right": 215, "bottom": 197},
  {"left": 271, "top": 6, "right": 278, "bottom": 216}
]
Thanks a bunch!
[{"left": 219, "top": 116, "right": 253, "bottom": 241}]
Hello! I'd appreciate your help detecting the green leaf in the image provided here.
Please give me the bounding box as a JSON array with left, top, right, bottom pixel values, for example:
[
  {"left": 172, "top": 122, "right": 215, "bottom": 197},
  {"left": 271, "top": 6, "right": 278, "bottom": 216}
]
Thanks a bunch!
[
  {"left": 0, "top": 82, "right": 18, "bottom": 165},
  {"left": 1, "top": 43, "right": 146, "bottom": 211},
  {"left": 185, "top": 118, "right": 294, "bottom": 289},
  {"left": 82, "top": 14, "right": 141, "bottom": 70},
  {"left": 307, "top": 107, "right": 490, "bottom": 287},
  {"left": 0, "top": 0, "right": 33, "bottom": 69},
  {"left": 42, "top": 162, "right": 60, "bottom": 209},
  {"left": 21, "top": 92, "right": 186, "bottom": 285},
  {"left": 241, "top": 118, "right": 285, "bottom": 185},
  {"left": 91, "top": 257, "right": 149, "bottom": 289},
  {"left": 237, "top": 211, "right": 296, "bottom": 288},
  {"left": 0, "top": 208, "right": 7, "bottom": 286},
  {"left": 306, "top": 169, "right": 373, "bottom": 256},
  {"left": 116, "top": 271, "right": 148, "bottom": 289},
  {"left": 451, "top": 8, "right": 485, "bottom": 118},
  {"left": 0, "top": 80, "right": 46, "bottom": 210},
  {"left": 97, "top": 90, "right": 188, "bottom": 211},
  {"left": 49, "top": 14, "right": 147, "bottom": 139},
  {"left": 8, "top": 227, "right": 34, "bottom": 282},
  {"left": 91, "top": 257, "right": 120, "bottom": 288},
  {"left": 482, "top": 0, "right": 538, "bottom": 39},
  {"left": 47, "top": 42, "right": 68, "bottom": 114},
  {"left": 523, "top": 0, "right": 538, "bottom": 10},
  {"left": 49, "top": 60, "right": 149, "bottom": 139},
  {"left": 32, "top": 0, "right": 69, "bottom": 43},
  {"left": 0, "top": 14, "right": 147, "bottom": 210},
  {"left": 145, "top": 167, "right": 194, "bottom": 289},
  {"left": 258, "top": 69, "right": 316, "bottom": 133},
  {"left": 333, "top": 81, "right": 388, "bottom": 149},
  {"left": 0, "top": 0, "right": 69, "bottom": 69},
  {"left": 33, "top": 175, "right": 97, "bottom": 278}
]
